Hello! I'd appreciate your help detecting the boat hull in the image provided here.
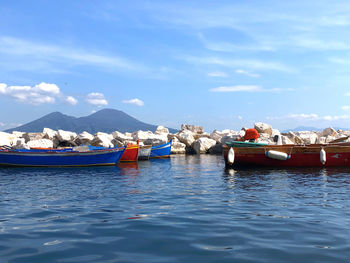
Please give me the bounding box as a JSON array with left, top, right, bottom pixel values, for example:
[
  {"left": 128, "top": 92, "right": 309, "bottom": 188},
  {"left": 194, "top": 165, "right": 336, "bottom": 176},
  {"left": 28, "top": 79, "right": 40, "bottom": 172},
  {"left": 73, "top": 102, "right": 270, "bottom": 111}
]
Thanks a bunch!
[
  {"left": 223, "top": 145, "right": 350, "bottom": 168},
  {"left": 0, "top": 147, "right": 125, "bottom": 167},
  {"left": 150, "top": 140, "right": 172, "bottom": 158},
  {"left": 138, "top": 145, "right": 152, "bottom": 160},
  {"left": 120, "top": 145, "right": 139, "bottom": 162}
]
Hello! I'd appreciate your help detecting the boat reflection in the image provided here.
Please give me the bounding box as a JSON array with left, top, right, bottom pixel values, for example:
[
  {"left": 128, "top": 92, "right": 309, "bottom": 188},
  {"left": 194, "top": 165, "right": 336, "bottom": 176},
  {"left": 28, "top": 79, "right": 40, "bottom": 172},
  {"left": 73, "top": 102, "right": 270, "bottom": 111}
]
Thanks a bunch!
[{"left": 118, "top": 162, "right": 139, "bottom": 176}]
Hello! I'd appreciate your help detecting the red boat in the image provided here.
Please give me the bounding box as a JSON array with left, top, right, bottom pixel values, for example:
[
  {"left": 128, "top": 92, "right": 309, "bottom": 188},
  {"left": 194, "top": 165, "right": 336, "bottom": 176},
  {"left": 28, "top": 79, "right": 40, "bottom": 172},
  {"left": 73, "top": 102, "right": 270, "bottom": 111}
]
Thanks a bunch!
[
  {"left": 223, "top": 142, "right": 350, "bottom": 168},
  {"left": 120, "top": 141, "right": 139, "bottom": 162}
]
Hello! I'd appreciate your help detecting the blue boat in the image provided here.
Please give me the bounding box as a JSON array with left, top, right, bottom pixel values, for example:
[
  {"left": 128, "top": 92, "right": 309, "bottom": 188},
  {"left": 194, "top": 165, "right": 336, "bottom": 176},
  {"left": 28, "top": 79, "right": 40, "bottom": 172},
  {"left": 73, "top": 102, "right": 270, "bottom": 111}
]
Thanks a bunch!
[
  {"left": 0, "top": 146, "right": 126, "bottom": 167},
  {"left": 150, "top": 140, "right": 172, "bottom": 158}
]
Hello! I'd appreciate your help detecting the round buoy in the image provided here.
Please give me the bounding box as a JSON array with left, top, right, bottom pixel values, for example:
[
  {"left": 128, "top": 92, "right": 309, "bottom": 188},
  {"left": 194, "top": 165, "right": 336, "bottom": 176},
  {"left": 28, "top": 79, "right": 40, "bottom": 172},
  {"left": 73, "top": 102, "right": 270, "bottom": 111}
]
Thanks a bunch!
[
  {"left": 227, "top": 147, "right": 235, "bottom": 165},
  {"left": 320, "top": 148, "right": 326, "bottom": 165}
]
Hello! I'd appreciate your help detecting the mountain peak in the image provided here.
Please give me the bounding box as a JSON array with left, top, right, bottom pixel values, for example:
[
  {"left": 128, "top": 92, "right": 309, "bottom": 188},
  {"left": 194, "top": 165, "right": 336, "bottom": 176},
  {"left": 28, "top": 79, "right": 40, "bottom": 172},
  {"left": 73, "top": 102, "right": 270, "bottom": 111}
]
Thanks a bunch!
[{"left": 5, "top": 109, "right": 177, "bottom": 134}]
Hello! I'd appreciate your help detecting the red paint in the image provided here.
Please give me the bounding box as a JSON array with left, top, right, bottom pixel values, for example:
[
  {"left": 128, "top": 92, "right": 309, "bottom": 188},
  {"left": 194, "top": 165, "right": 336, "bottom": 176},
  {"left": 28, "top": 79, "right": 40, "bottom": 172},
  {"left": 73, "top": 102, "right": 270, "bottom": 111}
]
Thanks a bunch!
[
  {"left": 224, "top": 150, "right": 350, "bottom": 167},
  {"left": 120, "top": 142, "right": 139, "bottom": 162}
]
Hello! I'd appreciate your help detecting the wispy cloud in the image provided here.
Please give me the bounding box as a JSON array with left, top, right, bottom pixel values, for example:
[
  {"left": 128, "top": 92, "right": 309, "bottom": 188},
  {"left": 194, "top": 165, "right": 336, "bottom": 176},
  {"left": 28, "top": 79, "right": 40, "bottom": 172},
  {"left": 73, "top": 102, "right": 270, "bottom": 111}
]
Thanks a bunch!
[
  {"left": 0, "top": 82, "right": 75, "bottom": 105},
  {"left": 267, "top": 113, "right": 350, "bottom": 121},
  {"left": 210, "top": 85, "right": 294, "bottom": 93},
  {"left": 208, "top": 72, "right": 228, "bottom": 77},
  {"left": 86, "top": 92, "right": 108, "bottom": 106},
  {"left": 182, "top": 56, "right": 293, "bottom": 72},
  {"left": 0, "top": 36, "right": 147, "bottom": 73},
  {"left": 122, "top": 98, "right": 144, "bottom": 106},
  {"left": 235, "top": 69, "right": 260, "bottom": 78}
]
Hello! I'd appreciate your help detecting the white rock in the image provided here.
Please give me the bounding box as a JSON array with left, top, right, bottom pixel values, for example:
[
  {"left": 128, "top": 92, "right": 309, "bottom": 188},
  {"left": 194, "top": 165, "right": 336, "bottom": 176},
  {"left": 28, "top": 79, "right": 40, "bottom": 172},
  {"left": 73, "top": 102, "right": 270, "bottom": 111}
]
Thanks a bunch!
[
  {"left": 325, "top": 135, "right": 337, "bottom": 143},
  {"left": 254, "top": 122, "right": 273, "bottom": 136},
  {"left": 12, "top": 131, "right": 25, "bottom": 137},
  {"left": 27, "top": 139, "right": 54, "bottom": 149},
  {"left": 112, "top": 131, "right": 133, "bottom": 142},
  {"left": 57, "top": 130, "right": 77, "bottom": 142},
  {"left": 132, "top": 130, "right": 153, "bottom": 142},
  {"left": 155, "top": 126, "right": 169, "bottom": 135},
  {"left": 0, "top": 132, "right": 16, "bottom": 147},
  {"left": 294, "top": 131, "right": 318, "bottom": 144},
  {"left": 193, "top": 138, "right": 217, "bottom": 154},
  {"left": 91, "top": 133, "right": 114, "bottom": 148},
  {"left": 287, "top": 132, "right": 303, "bottom": 144},
  {"left": 171, "top": 141, "right": 186, "bottom": 154},
  {"left": 194, "top": 132, "right": 211, "bottom": 140},
  {"left": 11, "top": 138, "right": 29, "bottom": 149},
  {"left": 316, "top": 136, "right": 327, "bottom": 144},
  {"left": 176, "top": 130, "right": 195, "bottom": 146},
  {"left": 181, "top": 124, "right": 204, "bottom": 134},
  {"left": 43, "top": 128, "right": 57, "bottom": 140},
  {"left": 321, "top": 127, "right": 338, "bottom": 137},
  {"left": 210, "top": 130, "right": 223, "bottom": 143},
  {"left": 76, "top": 131, "right": 94, "bottom": 145},
  {"left": 23, "top": 132, "right": 45, "bottom": 143},
  {"left": 281, "top": 135, "right": 294, "bottom": 145},
  {"left": 144, "top": 133, "right": 168, "bottom": 146}
]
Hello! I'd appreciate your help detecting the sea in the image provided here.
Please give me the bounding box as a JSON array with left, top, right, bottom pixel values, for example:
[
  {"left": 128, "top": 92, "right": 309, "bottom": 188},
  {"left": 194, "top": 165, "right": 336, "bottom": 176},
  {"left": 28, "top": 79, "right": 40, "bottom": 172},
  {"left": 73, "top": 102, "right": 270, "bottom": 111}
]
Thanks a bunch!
[{"left": 1, "top": 154, "right": 350, "bottom": 263}]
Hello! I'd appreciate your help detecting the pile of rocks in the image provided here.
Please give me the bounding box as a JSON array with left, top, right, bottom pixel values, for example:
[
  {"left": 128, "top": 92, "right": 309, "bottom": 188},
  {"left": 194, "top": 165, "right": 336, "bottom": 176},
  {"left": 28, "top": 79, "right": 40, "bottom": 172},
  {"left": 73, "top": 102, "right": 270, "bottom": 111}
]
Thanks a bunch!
[{"left": 1, "top": 123, "right": 349, "bottom": 155}]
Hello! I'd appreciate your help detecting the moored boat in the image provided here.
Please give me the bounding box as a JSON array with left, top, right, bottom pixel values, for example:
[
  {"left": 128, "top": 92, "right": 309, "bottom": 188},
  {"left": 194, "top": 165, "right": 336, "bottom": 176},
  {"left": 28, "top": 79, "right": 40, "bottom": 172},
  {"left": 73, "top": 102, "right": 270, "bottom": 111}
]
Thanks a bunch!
[
  {"left": 138, "top": 145, "right": 152, "bottom": 160},
  {"left": 150, "top": 140, "right": 172, "bottom": 158},
  {"left": 223, "top": 142, "right": 350, "bottom": 167},
  {"left": 0, "top": 146, "right": 125, "bottom": 167},
  {"left": 120, "top": 141, "right": 139, "bottom": 162}
]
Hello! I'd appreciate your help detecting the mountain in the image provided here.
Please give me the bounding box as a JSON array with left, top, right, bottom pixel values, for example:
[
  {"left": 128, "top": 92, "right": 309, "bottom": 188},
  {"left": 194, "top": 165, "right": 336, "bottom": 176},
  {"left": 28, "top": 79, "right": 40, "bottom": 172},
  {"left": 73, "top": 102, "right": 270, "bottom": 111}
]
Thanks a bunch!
[
  {"left": 5, "top": 109, "right": 177, "bottom": 134},
  {"left": 282, "top": 126, "right": 322, "bottom": 133},
  {"left": 282, "top": 126, "right": 350, "bottom": 133}
]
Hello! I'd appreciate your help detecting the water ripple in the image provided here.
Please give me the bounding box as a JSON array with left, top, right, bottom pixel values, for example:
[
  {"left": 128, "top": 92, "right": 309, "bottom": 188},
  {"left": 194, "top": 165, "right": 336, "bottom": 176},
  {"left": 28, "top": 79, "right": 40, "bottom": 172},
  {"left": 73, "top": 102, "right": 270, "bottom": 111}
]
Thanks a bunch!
[{"left": 1, "top": 155, "right": 350, "bottom": 262}]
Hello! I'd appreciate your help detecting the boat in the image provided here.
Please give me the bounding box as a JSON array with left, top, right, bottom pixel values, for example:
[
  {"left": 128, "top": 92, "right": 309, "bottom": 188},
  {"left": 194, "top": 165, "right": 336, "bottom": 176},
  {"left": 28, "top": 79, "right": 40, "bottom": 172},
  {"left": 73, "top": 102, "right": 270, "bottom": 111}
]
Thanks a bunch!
[
  {"left": 138, "top": 145, "right": 152, "bottom": 160},
  {"left": 150, "top": 140, "right": 172, "bottom": 158},
  {"left": 0, "top": 146, "right": 126, "bottom": 167},
  {"left": 223, "top": 141, "right": 350, "bottom": 167},
  {"left": 120, "top": 141, "right": 139, "bottom": 162}
]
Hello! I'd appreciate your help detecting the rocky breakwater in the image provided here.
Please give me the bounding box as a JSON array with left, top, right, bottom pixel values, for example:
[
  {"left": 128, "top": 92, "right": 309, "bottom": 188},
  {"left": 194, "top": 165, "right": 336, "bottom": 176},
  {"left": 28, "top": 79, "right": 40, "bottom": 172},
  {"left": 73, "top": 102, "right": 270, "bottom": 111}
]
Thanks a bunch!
[{"left": 0, "top": 123, "right": 349, "bottom": 155}]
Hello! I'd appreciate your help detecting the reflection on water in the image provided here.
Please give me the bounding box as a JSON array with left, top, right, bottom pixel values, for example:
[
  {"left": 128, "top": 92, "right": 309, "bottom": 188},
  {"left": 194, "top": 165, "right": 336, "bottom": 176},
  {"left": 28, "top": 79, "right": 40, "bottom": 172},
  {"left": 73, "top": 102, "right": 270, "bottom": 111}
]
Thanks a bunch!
[{"left": 1, "top": 155, "right": 350, "bottom": 263}]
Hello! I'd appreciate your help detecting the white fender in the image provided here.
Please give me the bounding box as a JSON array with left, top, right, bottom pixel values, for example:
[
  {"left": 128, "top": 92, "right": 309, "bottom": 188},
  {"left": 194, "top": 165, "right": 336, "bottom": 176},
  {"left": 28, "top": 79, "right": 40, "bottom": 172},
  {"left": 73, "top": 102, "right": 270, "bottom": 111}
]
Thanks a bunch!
[
  {"left": 320, "top": 148, "right": 326, "bottom": 165},
  {"left": 227, "top": 147, "right": 235, "bottom": 165},
  {"left": 266, "top": 150, "right": 290, "bottom": 160}
]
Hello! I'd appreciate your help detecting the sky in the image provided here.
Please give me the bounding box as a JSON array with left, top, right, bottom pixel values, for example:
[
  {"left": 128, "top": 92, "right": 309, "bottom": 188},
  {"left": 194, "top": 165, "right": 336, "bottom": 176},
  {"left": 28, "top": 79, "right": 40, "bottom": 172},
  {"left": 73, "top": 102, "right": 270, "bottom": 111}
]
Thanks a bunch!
[{"left": 1, "top": 0, "right": 350, "bottom": 132}]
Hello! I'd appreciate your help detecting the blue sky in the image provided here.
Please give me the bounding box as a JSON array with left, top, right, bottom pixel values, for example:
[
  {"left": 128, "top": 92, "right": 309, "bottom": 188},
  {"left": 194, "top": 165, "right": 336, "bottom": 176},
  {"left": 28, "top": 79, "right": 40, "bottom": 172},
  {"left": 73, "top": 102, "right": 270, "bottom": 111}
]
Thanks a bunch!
[{"left": 1, "top": 0, "right": 350, "bottom": 132}]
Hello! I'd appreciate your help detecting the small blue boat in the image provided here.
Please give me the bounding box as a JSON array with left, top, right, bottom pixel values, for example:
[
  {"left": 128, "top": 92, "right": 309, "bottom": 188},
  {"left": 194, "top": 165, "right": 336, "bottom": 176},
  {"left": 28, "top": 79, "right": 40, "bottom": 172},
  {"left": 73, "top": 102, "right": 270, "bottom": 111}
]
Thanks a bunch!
[
  {"left": 150, "top": 140, "right": 172, "bottom": 158},
  {"left": 0, "top": 146, "right": 126, "bottom": 167}
]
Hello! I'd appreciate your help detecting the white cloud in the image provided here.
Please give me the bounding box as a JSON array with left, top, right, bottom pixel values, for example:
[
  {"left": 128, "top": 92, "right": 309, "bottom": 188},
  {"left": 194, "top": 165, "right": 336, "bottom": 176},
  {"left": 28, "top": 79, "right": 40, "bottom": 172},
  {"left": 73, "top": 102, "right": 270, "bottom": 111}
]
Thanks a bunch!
[
  {"left": 65, "top": 96, "right": 78, "bottom": 105},
  {"left": 209, "top": 85, "right": 293, "bottom": 93},
  {"left": 0, "top": 82, "right": 78, "bottom": 105},
  {"left": 0, "top": 82, "right": 58, "bottom": 105},
  {"left": 210, "top": 85, "right": 262, "bottom": 92},
  {"left": 345, "top": 92, "right": 350, "bottom": 96},
  {"left": 342, "top": 106, "right": 350, "bottom": 111},
  {"left": 33, "top": 82, "right": 60, "bottom": 94},
  {"left": 238, "top": 115, "right": 243, "bottom": 120},
  {"left": 208, "top": 72, "right": 228, "bottom": 77},
  {"left": 235, "top": 69, "right": 260, "bottom": 78},
  {"left": 122, "top": 98, "right": 144, "bottom": 106},
  {"left": 86, "top": 92, "right": 108, "bottom": 106}
]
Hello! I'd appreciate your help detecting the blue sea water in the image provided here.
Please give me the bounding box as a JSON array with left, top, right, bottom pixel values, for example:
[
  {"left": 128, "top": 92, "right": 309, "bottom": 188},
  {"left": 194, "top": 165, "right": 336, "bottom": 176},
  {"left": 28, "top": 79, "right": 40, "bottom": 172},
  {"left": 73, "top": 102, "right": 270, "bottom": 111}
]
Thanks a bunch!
[{"left": 1, "top": 155, "right": 350, "bottom": 263}]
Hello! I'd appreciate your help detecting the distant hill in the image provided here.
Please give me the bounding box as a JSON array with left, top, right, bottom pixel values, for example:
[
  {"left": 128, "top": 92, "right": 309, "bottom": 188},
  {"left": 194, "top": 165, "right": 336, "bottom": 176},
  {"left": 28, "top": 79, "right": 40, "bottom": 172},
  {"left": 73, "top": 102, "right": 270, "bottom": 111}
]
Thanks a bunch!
[
  {"left": 5, "top": 109, "right": 177, "bottom": 134},
  {"left": 282, "top": 126, "right": 350, "bottom": 133}
]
